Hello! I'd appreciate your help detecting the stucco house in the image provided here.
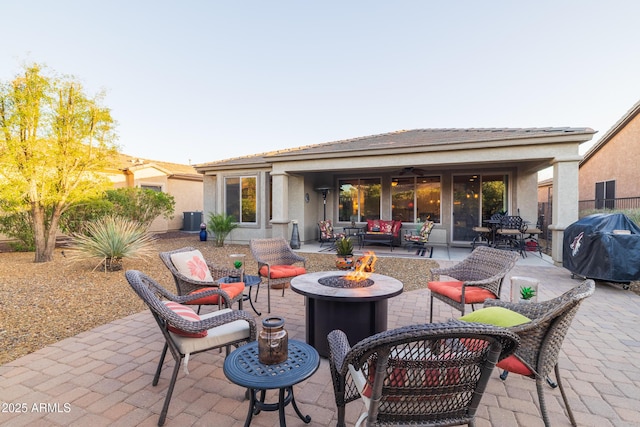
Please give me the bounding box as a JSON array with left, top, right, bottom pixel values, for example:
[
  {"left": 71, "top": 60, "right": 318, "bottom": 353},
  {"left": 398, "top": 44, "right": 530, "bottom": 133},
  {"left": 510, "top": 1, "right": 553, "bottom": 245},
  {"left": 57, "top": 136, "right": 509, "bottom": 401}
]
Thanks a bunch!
[
  {"left": 194, "top": 128, "right": 595, "bottom": 263},
  {"left": 579, "top": 100, "right": 640, "bottom": 211},
  {"left": 108, "top": 154, "right": 203, "bottom": 233}
]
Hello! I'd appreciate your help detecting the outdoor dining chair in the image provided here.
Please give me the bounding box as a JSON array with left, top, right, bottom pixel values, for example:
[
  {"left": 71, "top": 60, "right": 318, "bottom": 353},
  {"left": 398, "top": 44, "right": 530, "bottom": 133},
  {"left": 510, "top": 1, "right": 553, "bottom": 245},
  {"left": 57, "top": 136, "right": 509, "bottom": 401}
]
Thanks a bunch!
[
  {"left": 327, "top": 320, "right": 519, "bottom": 427},
  {"left": 494, "top": 215, "right": 527, "bottom": 256},
  {"left": 428, "top": 246, "right": 519, "bottom": 321},
  {"left": 482, "top": 279, "right": 595, "bottom": 427},
  {"left": 250, "top": 237, "right": 307, "bottom": 313},
  {"left": 125, "top": 270, "right": 256, "bottom": 426},
  {"left": 159, "top": 247, "right": 244, "bottom": 313}
]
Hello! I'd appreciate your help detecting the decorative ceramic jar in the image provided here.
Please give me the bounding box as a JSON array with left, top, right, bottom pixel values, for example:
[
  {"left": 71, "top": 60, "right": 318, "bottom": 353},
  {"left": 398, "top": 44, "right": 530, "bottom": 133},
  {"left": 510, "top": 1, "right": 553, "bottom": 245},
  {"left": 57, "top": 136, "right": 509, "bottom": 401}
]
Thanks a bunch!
[{"left": 258, "top": 316, "right": 288, "bottom": 364}]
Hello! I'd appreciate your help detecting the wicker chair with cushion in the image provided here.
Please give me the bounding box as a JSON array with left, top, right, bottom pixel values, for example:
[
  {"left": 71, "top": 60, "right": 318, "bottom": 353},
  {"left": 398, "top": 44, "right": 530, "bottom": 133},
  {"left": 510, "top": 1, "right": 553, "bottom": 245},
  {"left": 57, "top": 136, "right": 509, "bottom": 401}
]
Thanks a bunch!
[
  {"left": 250, "top": 237, "right": 307, "bottom": 313},
  {"left": 480, "top": 279, "right": 596, "bottom": 427},
  {"left": 327, "top": 321, "right": 519, "bottom": 427},
  {"left": 318, "top": 219, "right": 345, "bottom": 248},
  {"left": 125, "top": 270, "right": 256, "bottom": 426},
  {"left": 428, "top": 246, "right": 519, "bottom": 322},
  {"left": 403, "top": 220, "right": 434, "bottom": 257},
  {"left": 159, "top": 247, "right": 244, "bottom": 313}
]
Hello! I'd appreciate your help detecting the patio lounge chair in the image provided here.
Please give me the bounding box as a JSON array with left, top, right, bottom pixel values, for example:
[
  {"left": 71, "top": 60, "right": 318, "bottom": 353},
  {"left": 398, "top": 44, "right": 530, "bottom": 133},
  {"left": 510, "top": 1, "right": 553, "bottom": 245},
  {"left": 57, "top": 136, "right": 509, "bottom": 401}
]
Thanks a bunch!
[
  {"left": 250, "top": 237, "right": 307, "bottom": 313},
  {"left": 483, "top": 279, "right": 595, "bottom": 427},
  {"left": 159, "top": 247, "right": 244, "bottom": 313},
  {"left": 327, "top": 320, "right": 519, "bottom": 427},
  {"left": 428, "top": 246, "right": 519, "bottom": 321},
  {"left": 318, "top": 219, "right": 345, "bottom": 249},
  {"left": 125, "top": 270, "right": 256, "bottom": 426}
]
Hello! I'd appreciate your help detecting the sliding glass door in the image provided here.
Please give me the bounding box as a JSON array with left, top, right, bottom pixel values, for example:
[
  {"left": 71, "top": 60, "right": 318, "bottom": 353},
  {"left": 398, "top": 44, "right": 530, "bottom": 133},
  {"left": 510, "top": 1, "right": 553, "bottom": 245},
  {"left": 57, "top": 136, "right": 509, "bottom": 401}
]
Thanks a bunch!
[{"left": 452, "top": 174, "right": 507, "bottom": 242}]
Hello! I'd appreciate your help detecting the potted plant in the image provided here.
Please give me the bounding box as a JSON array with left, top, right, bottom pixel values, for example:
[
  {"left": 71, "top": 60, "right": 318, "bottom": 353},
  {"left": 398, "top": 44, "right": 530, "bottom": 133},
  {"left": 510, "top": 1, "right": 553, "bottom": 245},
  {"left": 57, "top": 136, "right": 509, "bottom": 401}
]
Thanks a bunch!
[
  {"left": 335, "top": 236, "right": 354, "bottom": 270},
  {"left": 519, "top": 286, "right": 537, "bottom": 302}
]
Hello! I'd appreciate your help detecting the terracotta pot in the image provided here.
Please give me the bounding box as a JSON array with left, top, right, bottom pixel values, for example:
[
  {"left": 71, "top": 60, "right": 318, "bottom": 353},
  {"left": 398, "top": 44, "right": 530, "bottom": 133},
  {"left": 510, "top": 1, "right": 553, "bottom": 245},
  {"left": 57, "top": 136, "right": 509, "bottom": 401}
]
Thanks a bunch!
[{"left": 335, "top": 256, "right": 354, "bottom": 270}]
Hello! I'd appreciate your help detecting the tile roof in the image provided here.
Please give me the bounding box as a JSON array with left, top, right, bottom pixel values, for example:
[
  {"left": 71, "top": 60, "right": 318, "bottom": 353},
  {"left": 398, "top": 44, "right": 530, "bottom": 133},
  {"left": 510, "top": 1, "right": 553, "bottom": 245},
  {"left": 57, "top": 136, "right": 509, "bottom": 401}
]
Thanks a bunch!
[
  {"left": 195, "top": 127, "right": 594, "bottom": 169},
  {"left": 115, "top": 153, "right": 201, "bottom": 176}
]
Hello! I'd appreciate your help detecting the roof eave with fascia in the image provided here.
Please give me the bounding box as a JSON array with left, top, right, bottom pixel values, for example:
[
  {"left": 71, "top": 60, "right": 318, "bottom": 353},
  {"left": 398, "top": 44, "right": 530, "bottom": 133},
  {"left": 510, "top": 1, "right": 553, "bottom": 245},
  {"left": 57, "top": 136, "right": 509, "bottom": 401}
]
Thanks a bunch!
[
  {"left": 266, "top": 131, "right": 596, "bottom": 163},
  {"left": 581, "top": 100, "right": 640, "bottom": 166}
]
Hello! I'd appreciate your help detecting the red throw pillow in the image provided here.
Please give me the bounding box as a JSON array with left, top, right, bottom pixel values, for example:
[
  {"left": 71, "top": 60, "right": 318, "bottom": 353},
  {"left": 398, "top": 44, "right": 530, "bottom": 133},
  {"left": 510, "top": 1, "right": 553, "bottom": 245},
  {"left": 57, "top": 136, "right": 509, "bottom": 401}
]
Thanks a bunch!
[
  {"left": 163, "top": 301, "right": 207, "bottom": 338},
  {"left": 361, "top": 354, "right": 460, "bottom": 399}
]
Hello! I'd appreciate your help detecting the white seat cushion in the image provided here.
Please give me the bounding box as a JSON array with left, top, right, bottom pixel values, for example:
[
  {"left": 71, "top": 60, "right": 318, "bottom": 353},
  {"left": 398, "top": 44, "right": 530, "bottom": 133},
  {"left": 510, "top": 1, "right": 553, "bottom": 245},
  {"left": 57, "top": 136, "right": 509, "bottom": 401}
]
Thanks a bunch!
[{"left": 170, "top": 308, "right": 251, "bottom": 354}]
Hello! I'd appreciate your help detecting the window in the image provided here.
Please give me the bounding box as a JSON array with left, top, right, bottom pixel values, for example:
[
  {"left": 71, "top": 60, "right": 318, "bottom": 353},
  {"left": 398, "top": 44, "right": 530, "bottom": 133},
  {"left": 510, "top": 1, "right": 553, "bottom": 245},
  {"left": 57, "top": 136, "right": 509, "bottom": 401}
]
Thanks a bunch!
[
  {"left": 225, "top": 176, "right": 257, "bottom": 223},
  {"left": 140, "top": 184, "right": 162, "bottom": 192},
  {"left": 595, "top": 180, "right": 615, "bottom": 209},
  {"left": 338, "top": 178, "right": 381, "bottom": 222},
  {"left": 391, "top": 176, "right": 441, "bottom": 222}
]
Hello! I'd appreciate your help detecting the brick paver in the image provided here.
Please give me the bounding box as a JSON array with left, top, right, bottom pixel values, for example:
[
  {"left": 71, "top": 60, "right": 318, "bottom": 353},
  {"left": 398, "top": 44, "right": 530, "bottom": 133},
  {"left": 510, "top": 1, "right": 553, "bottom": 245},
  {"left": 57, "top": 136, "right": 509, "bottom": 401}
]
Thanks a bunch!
[{"left": 1, "top": 247, "right": 639, "bottom": 426}]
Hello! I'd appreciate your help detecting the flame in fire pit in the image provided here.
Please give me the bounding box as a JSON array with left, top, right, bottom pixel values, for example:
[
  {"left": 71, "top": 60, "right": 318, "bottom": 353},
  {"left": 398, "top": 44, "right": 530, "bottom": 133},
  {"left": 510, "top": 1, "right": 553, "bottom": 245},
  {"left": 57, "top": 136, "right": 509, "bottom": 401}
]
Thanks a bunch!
[{"left": 345, "top": 251, "right": 377, "bottom": 282}]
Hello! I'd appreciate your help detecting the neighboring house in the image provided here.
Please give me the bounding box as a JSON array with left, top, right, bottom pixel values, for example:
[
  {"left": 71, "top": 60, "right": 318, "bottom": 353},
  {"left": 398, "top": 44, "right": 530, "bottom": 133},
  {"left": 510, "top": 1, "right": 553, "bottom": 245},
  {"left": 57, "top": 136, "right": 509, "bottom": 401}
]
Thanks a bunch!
[
  {"left": 195, "top": 128, "right": 594, "bottom": 263},
  {"left": 108, "top": 154, "right": 203, "bottom": 233},
  {"left": 579, "top": 100, "right": 640, "bottom": 211}
]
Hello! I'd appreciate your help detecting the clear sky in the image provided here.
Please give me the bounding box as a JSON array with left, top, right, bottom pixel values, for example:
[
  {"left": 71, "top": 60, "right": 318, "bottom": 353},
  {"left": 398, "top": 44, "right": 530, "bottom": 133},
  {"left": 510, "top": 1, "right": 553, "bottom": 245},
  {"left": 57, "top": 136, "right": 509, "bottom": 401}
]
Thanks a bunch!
[{"left": 2, "top": 1, "right": 639, "bottom": 165}]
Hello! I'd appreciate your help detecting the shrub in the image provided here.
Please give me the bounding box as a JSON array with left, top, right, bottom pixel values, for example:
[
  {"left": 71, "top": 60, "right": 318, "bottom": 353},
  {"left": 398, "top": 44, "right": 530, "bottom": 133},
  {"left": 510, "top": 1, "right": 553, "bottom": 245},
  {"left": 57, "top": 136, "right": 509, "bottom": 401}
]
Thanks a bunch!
[
  {"left": 67, "top": 215, "right": 156, "bottom": 272},
  {"left": 207, "top": 213, "right": 238, "bottom": 247},
  {"left": 0, "top": 210, "right": 35, "bottom": 251}
]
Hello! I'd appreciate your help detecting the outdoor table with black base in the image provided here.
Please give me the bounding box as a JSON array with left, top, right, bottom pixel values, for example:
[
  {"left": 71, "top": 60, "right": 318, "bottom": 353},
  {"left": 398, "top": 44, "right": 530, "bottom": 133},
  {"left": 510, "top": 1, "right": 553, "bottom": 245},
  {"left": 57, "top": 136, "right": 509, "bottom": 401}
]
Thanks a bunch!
[
  {"left": 219, "top": 275, "right": 262, "bottom": 316},
  {"left": 290, "top": 271, "right": 403, "bottom": 357},
  {"left": 223, "top": 340, "right": 320, "bottom": 427}
]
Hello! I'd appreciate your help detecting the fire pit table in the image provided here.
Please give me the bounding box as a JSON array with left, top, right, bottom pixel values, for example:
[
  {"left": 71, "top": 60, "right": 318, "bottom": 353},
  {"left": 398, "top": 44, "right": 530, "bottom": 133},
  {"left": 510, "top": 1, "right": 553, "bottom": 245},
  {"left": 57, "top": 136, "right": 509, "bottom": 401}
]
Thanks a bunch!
[{"left": 290, "top": 271, "right": 403, "bottom": 357}]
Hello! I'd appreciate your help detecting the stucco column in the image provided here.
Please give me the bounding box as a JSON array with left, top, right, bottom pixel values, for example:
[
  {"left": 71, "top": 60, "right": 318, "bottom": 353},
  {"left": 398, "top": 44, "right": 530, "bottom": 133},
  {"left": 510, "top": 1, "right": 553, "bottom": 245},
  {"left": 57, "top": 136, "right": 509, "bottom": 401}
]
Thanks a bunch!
[
  {"left": 549, "top": 156, "right": 582, "bottom": 264},
  {"left": 270, "top": 172, "right": 290, "bottom": 239}
]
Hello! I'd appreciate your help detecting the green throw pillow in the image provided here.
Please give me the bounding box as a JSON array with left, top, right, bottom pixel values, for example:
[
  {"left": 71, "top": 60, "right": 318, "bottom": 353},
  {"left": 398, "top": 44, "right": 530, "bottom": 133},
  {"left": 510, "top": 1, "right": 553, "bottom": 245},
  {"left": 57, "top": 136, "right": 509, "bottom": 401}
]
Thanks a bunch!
[{"left": 459, "top": 306, "right": 530, "bottom": 327}]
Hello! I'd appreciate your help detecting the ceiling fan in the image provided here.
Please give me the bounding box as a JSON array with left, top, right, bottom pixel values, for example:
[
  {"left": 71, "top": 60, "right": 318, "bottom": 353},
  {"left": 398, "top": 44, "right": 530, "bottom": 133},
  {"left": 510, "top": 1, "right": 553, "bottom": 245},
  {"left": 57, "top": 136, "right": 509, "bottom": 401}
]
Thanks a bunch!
[{"left": 397, "top": 167, "right": 429, "bottom": 176}]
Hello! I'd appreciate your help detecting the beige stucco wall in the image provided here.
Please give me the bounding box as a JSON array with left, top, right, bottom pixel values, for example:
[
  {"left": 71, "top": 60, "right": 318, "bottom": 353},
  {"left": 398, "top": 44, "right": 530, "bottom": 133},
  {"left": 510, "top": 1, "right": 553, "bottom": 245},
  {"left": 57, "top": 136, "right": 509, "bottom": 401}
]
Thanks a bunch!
[{"left": 580, "top": 114, "right": 640, "bottom": 199}]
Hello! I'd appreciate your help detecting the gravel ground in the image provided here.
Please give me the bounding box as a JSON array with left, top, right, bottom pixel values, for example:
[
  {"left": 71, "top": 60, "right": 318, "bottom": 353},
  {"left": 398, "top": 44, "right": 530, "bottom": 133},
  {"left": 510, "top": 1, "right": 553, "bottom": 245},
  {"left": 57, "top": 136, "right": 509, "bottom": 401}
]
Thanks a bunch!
[{"left": 0, "top": 233, "right": 439, "bottom": 365}]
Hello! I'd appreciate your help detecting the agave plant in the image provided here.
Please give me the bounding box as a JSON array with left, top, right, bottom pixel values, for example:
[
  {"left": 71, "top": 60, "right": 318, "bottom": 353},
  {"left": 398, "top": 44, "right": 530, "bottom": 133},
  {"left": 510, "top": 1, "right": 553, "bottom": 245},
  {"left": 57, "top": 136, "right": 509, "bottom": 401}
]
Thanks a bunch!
[
  {"left": 67, "top": 215, "right": 156, "bottom": 272},
  {"left": 519, "top": 286, "right": 537, "bottom": 300}
]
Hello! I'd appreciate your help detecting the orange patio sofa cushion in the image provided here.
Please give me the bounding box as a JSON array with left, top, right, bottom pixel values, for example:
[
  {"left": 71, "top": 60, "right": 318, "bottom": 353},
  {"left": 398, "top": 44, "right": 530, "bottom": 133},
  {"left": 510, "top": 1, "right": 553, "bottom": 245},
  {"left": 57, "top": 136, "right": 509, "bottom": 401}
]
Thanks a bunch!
[
  {"left": 187, "top": 282, "right": 245, "bottom": 305},
  {"left": 259, "top": 265, "right": 306, "bottom": 279},
  {"left": 427, "top": 281, "right": 496, "bottom": 304}
]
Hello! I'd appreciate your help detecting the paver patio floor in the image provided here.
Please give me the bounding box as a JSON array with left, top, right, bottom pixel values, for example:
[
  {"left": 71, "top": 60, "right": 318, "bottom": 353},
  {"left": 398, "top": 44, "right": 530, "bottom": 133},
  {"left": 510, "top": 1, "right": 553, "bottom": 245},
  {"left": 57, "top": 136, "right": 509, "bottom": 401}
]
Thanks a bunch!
[{"left": 1, "top": 246, "right": 639, "bottom": 426}]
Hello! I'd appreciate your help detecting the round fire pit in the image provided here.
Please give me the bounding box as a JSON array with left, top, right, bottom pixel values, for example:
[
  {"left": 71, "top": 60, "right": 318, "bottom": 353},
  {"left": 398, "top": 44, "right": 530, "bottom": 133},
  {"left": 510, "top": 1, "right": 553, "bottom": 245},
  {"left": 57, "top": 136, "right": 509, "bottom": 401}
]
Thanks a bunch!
[
  {"left": 318, "top": 275, "right": 374, "bottom": 289},
  {"left": 290, "top": 271, "right": 403, "bottom": 357}
]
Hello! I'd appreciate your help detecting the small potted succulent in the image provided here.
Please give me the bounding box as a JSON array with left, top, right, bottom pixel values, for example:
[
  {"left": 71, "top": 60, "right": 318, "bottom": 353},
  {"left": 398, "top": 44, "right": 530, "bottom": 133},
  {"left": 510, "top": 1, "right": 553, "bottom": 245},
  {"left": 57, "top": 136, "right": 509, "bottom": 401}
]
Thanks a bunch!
[
  {"left": 335, "top": 236, "right": 354, "bottom": 270},
  {"left": 519, "top": 286, "right": 537, "bottom": 302}
]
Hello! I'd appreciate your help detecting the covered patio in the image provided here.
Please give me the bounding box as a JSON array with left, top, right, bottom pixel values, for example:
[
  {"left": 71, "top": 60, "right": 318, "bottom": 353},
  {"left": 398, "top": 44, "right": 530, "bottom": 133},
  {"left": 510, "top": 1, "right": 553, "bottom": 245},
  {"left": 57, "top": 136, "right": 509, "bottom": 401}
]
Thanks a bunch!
[
  {"left": 196, "top": 127, "right": 595, "bottom": 265},
  {"left": 1, "top": 246, "right": 638, "bottom": 426}
]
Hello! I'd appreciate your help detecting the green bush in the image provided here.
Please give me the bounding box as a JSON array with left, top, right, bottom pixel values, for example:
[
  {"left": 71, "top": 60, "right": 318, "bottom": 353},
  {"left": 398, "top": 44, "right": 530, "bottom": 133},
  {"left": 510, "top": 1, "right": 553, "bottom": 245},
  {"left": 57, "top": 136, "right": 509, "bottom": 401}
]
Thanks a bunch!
[
  {"left": 0, "top": 210, "right": 35, "bottom": 251},
  {"left": 579, "top": 208, "right": 640, "bottom": 226},
  {"left": 66, "top": 215, "right": 156, "bottom": 272},
  {"left": 59, "top": 198, "right": 115, "bottom": 235}
]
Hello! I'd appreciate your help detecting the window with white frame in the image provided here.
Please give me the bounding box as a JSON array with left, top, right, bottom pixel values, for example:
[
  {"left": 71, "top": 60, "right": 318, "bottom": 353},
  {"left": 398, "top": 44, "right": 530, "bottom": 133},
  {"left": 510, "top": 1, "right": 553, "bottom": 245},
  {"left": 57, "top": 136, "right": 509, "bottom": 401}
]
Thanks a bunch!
[{"left": 225, "top": 176, "right": 257, "bottom": 223}]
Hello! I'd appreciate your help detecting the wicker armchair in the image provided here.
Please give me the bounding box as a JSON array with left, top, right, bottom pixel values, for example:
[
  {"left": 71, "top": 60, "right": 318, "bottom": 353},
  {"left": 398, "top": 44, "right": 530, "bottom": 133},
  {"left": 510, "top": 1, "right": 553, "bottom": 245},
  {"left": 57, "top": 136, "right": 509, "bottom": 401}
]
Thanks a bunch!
[
  {"left": 484, "top": 279, "right": 595, "bottom": 427},
  {"left": 125, "top": 270, "right": 256, "bottom": 426},
  {"left": 159, "top": 247, "right": 243, "bottom": 313},
  {"left": 250, "top": 238, "right": 307, "bottom": 313},
  {"left": 327, "top": 321, "right": 519, "bottom": 427},
  {"left": 428, "top": 246, "right": 519, "bottom": 321}
]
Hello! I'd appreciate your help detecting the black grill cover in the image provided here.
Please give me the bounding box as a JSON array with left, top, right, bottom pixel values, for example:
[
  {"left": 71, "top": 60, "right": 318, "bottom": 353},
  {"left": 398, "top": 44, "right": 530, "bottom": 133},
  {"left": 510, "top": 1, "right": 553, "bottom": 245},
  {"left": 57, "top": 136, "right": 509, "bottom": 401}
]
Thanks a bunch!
[{"left": 563, "top": 213, "right": 640, "bottom": 282}]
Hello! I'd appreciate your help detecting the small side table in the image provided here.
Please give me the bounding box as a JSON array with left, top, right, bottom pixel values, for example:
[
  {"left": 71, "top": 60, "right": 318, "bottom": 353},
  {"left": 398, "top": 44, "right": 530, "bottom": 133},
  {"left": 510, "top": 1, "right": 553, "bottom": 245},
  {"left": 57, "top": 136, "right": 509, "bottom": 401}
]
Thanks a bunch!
[
  {"left": 219, "top": 275, "right": 263, "bottom": 316},
  {"left": 224, "top": 340, "right": 320, "bottom": 427}
]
